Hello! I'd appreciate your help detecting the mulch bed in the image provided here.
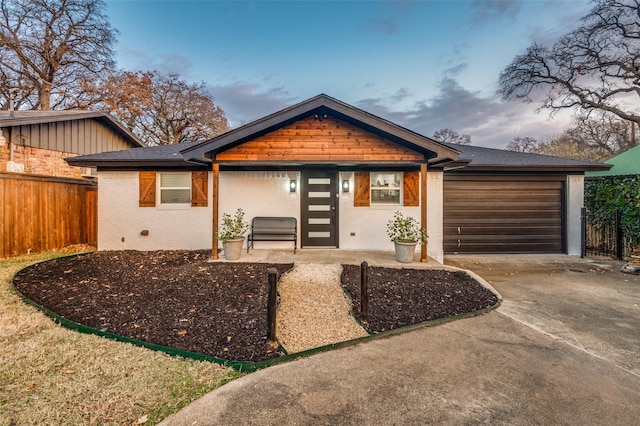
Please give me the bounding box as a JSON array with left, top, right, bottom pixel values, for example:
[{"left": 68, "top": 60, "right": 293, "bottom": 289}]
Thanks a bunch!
[
  {"left": 13, "top": 250, "right": 292, "bottom": 362},
  {"left": 13, "top": 250, "right": 498, "bottom": 363},
  {"left": 341, "top": 265, "right": 499, "bottom": 333}
]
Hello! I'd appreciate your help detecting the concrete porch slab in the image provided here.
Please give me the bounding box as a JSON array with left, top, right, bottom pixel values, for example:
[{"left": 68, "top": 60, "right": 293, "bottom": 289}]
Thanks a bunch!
[{"left": 212, "top": 248, "right": 439, "bottom": 268}]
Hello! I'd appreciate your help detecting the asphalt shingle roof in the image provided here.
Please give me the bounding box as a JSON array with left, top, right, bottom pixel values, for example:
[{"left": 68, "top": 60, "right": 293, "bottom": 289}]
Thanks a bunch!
[
  {"left": 444, "top": 143, "right": 609, "bottom": 171},
  {"left": 63, "top": 94, "right": 608, "bottom": 172},
  {"left": 66, "top": 139, "right": 609, "bottom": 172}
]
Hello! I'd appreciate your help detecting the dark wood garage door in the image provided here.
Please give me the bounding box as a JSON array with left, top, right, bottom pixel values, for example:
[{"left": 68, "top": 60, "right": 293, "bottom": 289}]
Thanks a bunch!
[{"left": 443, "top": 175, "right": 564, "bottom": 254}]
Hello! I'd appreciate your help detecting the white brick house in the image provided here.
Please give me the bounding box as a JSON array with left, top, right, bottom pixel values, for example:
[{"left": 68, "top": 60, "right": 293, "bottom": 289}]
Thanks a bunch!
[{"left": 68, "top": 95, "right": 608, "bottom": 263}]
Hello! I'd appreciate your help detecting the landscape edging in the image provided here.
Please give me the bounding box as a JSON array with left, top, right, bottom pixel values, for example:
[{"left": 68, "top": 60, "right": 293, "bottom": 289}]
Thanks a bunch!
[{"left": 12, "top": 255, "right": 501, "bottom": 373}]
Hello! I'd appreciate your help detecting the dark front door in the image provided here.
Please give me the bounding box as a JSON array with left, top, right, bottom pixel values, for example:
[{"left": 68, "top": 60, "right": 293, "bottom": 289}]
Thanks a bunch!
[{"left": 301, "top": 170, "right": 338, "bottom": 247}]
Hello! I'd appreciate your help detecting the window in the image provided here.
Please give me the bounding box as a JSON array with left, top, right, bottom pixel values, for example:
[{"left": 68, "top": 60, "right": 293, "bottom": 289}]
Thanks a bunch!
[
  {"left": 370, "top": 172, "right": 402, "bottom": 204},
  {"left": 139, "top": 171, "right": 208, "bottom": 207},
  {"left": 160, "top": 172, "right": 191, "bottom": 204}
]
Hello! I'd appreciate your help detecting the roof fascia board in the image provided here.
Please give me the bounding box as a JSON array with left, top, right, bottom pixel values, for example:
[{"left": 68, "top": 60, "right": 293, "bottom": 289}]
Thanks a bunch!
[
  {"left": 66, "top": 159, "right": 192, "bottom": 168},
  {"left": 452, "top": 164, "right": 611, "bottom": 172}
]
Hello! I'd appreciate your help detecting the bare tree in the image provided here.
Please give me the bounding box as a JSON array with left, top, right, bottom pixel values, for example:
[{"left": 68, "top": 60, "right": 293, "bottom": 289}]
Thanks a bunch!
[
  {"left": 433, "top": 128, "right": 472, "bottom": 145},
  {"left": 563, "top": 112, "right": 638, "bottom": 158},
  {"left": 506, "top": 136, "right": 539, "bottom": 152},
  {"left": 80, "top": 70, "right": 231, "bottom": 145},
  {"left": 506, "top": 113, "right": 638, "bottom": 161},
  {"left": 498, "top": 0, "right": 640, "bottom": 128},
  {"left": 0, "top": 0, "right": 116, "bottom": 110}
]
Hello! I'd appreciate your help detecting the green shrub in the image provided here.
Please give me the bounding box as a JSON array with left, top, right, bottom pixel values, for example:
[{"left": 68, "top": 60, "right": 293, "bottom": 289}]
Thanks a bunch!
[
  {"left": 585, "top": 176, "right": 640, "bottom": 252},
  {"left": 386, "top": 211, "right": 427, "bottom": 244}
]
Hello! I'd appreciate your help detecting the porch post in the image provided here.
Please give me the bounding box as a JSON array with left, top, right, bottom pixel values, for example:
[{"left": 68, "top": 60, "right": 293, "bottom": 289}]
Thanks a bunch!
[
  {"left": 211, "top": 161, "right": 220, "bottom": 260},
  {"left": 420, "top": 163, "right": 428, "bottom": 263}
]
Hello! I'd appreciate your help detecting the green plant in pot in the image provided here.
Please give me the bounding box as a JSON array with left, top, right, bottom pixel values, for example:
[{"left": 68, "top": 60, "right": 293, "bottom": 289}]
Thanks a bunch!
[
  {"left": 387, "top": 211, "right": 427, "bottom": 263},
  {"left": 217, "top": 208, "right": 250, "bottom": 260}
]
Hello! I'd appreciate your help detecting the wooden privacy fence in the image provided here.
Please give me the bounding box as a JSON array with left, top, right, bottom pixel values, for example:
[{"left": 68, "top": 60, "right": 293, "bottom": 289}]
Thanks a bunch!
[{"left": 0, "top": 172, "right": 97, "bottom": 258}]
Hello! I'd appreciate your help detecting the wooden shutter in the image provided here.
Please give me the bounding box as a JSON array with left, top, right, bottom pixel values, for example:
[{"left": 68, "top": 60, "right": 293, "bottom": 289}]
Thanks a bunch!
[
  {"left": 403, "top": 171, "right": 420, "bottom": 206},
  {"left": 354, "top": 172, "right": 370, "bottom": 207},
  {"left": 139, "top": 171, "right": 156, "bottom": 207},
  {"left": 191, "top": 171, "right": 208, "bottom": 207}
]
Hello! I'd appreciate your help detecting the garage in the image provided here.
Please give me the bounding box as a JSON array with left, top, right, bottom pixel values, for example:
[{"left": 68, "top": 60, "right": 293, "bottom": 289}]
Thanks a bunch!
[{"left": 443, "top": 174, "right": 565, "bottom": 254}]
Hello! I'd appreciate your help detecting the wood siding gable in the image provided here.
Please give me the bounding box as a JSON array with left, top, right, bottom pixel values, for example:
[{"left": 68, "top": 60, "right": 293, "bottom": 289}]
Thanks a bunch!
[{"left": 216, "top": 116, "right": 425, "bottom": 163}]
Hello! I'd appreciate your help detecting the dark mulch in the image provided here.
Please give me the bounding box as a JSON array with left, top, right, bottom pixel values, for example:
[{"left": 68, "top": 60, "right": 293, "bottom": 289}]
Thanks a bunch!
[
  {"left": 13, "top": 250, "right": 293, "bottom": 362},
  {"left": 13, "top": 250, "right": 498, "bottom": 363},
  {"left": 341, "top": 265, "right": 499, "bottom": 333}
]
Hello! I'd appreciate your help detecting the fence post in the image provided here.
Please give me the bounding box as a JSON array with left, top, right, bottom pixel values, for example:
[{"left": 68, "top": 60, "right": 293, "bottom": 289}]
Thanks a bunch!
[
  {"left": 615, "top": 209, "right": 624, "bottom": 261},
  {"left": 581, "top": 207, "right": 586, "bottom": 258},
  {"left": 267, "top": 268, "right": 278, "bottom": 345},
  {"left": 360, "top": 261, "right": 368, "bottom": 324}
]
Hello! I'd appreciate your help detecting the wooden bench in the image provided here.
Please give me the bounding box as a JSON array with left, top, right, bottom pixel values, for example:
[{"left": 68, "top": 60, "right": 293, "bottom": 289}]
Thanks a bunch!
[{"left": 247, "top": 217, "right": 297, "bottom": 253}]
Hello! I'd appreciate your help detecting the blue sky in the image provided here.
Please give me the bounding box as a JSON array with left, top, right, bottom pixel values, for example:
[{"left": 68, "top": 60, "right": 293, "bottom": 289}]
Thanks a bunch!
[{"left": 105, "top": 0, "right": 592, "bottom": 148}]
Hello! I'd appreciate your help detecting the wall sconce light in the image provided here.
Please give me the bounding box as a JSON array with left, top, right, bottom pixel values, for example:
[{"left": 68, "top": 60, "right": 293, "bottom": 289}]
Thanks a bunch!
[
  {"left": 342, "top": 179, "right": 350, "bottom": 192},
  {"left": 290, "top": 179, "right": 297, "bottom": 192},
  {"left": 0, "top": 130, "right": 6, "bottom": 147}
]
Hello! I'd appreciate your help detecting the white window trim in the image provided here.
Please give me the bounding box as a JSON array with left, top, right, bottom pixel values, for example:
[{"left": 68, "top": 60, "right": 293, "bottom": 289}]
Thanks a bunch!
[
  {"left": 370, "top": 171, "right": 403, "bottom": 205},
  {"left": 158, "top": 172, "right": 191, "bottom": 207}
]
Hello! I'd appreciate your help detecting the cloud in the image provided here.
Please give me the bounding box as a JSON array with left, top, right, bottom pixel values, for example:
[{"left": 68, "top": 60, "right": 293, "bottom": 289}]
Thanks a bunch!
[
  {"left": 117, "top": 47, "right": 195, "bottom": 77},
  {"left": 471, "top": 0, "right": 522, "bottom": 25},
  {"left": 209, "top": 77, "right": 572, "bottom": 149},
  {"left": 356, "top": 77, "right": 571, "bottom": 148},
  {"left": 366, "top": 1, "right": 415, "bottom": 34},
  {"left": 443, "top": 62, "right": 468, "bottom": 77},
  {"left": 208, "top": 82, "right": 297, "bottom": 127}
]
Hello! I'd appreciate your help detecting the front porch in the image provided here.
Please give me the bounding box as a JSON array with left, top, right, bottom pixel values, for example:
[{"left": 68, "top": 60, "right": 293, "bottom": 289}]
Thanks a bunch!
[{"left": 211, "top": 248, "right": 441, "bottom": 267}]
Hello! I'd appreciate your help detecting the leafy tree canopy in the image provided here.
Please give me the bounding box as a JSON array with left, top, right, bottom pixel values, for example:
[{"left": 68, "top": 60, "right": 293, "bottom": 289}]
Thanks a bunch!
[{"left": 78, "top": 70, "right": 230, "bottom": 145}]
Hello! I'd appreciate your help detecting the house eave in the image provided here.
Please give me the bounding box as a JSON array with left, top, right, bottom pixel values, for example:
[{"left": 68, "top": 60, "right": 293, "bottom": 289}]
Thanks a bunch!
[{"left": 67, "top": 159, "right": 202, "bottom": 170}]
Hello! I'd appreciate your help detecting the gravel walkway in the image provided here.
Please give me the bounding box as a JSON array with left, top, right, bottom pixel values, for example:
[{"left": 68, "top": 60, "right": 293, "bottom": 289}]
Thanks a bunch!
[{"left": 276, "top": 264, "right": 369, "bottom": 353}]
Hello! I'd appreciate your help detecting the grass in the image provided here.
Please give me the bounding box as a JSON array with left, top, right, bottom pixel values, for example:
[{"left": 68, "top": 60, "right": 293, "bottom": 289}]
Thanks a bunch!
[{"left": 0, "top": 249, "right": 241, "bottom": 426}]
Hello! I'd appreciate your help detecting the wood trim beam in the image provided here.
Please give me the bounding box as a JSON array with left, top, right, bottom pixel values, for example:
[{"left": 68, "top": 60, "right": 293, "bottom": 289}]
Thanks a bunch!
[
  {"left": 421, "top": 163, "right": 428, "bottom": 263},
  {"left": 211, "top": 162, "right": 220, "bottom": 260}
]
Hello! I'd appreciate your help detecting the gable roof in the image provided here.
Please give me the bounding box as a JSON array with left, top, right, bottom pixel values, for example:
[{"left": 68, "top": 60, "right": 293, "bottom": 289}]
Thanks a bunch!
[
  {"left": 585, "top": 144, "right": 640, "bottom": 177},
  {"left": 0, "top": 110, "right": 144, "bottom": 148},
  {"left": 180, "top": 93, "right": 461, "bottom": 165},
  {"left": 441, "top": 143, "right": 610, "bottom": 172},
  {"left": 65, "top": 94, "right": 610, "bottom": 173}
]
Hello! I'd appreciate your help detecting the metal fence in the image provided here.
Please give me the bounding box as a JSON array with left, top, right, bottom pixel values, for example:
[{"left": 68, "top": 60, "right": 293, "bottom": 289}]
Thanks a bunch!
[{"left": 582, "top": 208, "right": 624, "bottom": 260}]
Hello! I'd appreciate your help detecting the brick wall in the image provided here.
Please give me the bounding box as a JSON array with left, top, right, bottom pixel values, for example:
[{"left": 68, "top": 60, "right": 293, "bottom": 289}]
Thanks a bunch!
[
  {"left": 98, "top": 171, "right": 213, "bottom": 251},
  {"left": 0, "top": 145, "right": 83, "bottom": 178}
]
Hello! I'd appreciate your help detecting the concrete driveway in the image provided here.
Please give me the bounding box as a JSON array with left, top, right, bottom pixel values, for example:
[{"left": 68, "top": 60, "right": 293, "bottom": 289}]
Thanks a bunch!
[
  {"left": 161, "top": 255, "right": 640, "bottom": 425},
  {"left": 446, "top": 255, "right": 640, "bottom": 378}
]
